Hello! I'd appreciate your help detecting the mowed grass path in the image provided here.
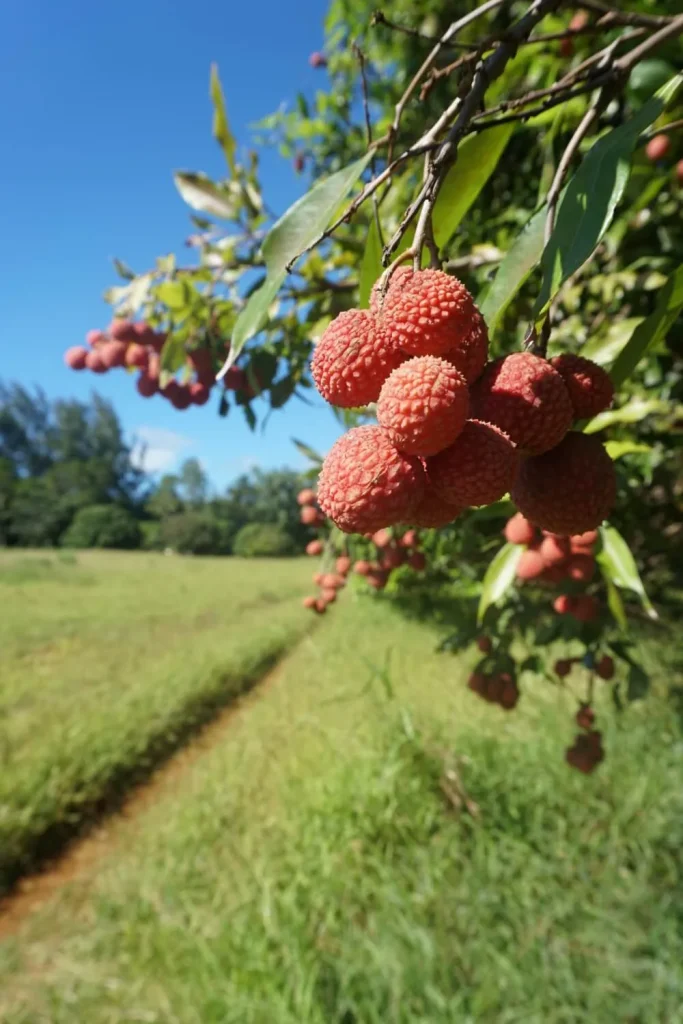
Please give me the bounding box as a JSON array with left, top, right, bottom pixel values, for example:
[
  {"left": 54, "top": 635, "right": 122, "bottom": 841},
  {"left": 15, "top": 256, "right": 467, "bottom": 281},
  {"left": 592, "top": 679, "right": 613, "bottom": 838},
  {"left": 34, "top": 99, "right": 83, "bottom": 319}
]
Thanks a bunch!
[
  {"left": 0, "top": 550, "right": 312, "bottom": 891},
  {"left": 2, "top": 595, "right": 682, "bottom": 1022}
]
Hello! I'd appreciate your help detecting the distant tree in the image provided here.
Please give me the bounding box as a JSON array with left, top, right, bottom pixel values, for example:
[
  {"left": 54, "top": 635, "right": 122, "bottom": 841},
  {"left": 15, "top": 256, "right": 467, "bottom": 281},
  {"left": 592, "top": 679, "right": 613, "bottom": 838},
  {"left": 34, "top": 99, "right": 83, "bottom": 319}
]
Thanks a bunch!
[
  {"left": 145, "top": 474, "right": 183, "bottom": 520},
  {"left": 158, "top": 512, "right": 230, "bottom": 555},
  {"left": 61, "top": 505, "right": 142, "bottom": 550},
  {"left": 177, "top": 457, "right": 209, "bottom": 507},
  {"left": 232, "top": 522, "right": 296, "bottom": 558}
]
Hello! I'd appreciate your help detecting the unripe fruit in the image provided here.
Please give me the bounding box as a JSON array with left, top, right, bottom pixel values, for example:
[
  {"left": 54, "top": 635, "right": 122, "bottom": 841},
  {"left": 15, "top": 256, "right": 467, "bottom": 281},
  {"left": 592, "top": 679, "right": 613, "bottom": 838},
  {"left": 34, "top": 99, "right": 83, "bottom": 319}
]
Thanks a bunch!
[
  {"left": 511, "top": 433, "right": 616, "bottom": 536},
  {"left": 472, "top": 353, "right": 573, "bottom": 455},
  {"left": 86, "top": 329, "right": 107, "bottom": 347},
  {"left": 596, "top": 654, "right": 614, "bottom": 680},
  {"left": 516, "top": 548, "right": 546, "bottom": 581},
  {"left": 353, "top": 560, "right": 371, "bottom": 576},
  {"left": 549, "top": 354, "right": 614, "bottom": 420},
  {"left": 646, "top": 133, "right": 670, "bottom": 163},
  {"left": 372, "top": 528, "right": 392, "bottom": 549},
  {"left": 567, "top": 553, "right": 595, "bottom": 582},
  {"left": 318, "top": 426, "right": 425, "bottom": 534},
  {"left": 554, "top": 659, "right": 574, "bottom": 678},
  {"left": 301, "top": 506, "right": 320, "bottom": 525},
  {"left": 411, "top": 489, "right": 462, "bottom": 528},
  {"left": 336, "top": 556, "right": 351, "bottom": 576},
  {"left": 303, "top": 596, "right": 317, "bottom": 610},
  {"left": 408, "top": 551, "right": 426, "bottom": 571},
  {"left": 306, "top": 540, "right": 324, "bottom": 556},
  {"left": 321, "top": 588, "right": 337, "bottom": 604},
  {"left": 125, "top": 343, "right": 148, "bottom": 369},
  {"left": 65, "top": 346, "right": 88, "bottom": 370},
  {"left": 576, "top": 705, "right": 595, "bottom": 730},
  {"left": 189, "top": 382, "right": 211, "bottom": 406},
  {"left": 136, "top": 374, "right": 157, "bottom": 398},
  {"left": 109, "top": 319, "right": 139, "bottom": 343},
  {"left": 312, "top": 309, "right": 406, "bottom": 408},
  {"left": 539, "top": 534, "right": 570, "bottom": 567},
  {"left": 377, "top": 356, "right": 469, "bottom": 457},
  {"left": 297, "top": 489, "right": 317, "bottom": 506},
  {"left": 476, "top": 636, "right": 492, "bottom": 654},
  {"left": 504, "top": 513, "right": 536, "bottom": 546},
  {"left": 380, "top": 269, "right": 488, "bottom": 374},
  {"left": 85, "top": 350, "right": 107, "bottom": 373},
  {"left": 427, "top": 419, "right": 518, "bottom": 507}
]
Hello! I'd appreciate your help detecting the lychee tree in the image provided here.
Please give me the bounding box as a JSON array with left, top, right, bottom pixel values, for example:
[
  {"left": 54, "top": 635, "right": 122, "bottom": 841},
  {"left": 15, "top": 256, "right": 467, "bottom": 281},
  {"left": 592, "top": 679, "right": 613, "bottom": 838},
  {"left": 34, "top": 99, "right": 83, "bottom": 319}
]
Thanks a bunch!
[{"left": 68, "top": 1, "right": 683, "bottom": 768}]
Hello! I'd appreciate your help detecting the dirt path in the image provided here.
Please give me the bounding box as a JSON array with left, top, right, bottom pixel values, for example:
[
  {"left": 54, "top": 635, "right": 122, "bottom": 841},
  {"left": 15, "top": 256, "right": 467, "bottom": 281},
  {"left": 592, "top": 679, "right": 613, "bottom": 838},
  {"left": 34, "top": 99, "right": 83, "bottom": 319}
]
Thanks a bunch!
[{"left": 0, "top": 657, "right": 289, "bottom": 940}]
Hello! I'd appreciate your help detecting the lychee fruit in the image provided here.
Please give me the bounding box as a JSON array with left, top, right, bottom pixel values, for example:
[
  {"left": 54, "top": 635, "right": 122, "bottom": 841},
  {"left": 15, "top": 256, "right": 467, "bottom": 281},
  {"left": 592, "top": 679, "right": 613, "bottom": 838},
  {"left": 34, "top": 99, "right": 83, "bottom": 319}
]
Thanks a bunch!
[
  {"left": 472, "top": 352, "right": 573, "bottom": 455},
  {"left": 321, "top": 573, "right": 346, "bottom": 590},
  {"left": 553, "top": 594, "right": 576, "bottom": 616},
  {"left": 336, "top": 556, "right": 351, "bottom": 576},
  {"left": 511, "top": 432, "right": 616, "bottom": 535},
  {"left": 377, "top": 356, "right": 469, "bottom": 457},
  {"left": 554, "top": 658, "right": 574, "bottom": 678},
  {"left": 504, "top": 513, "right": 536, "bottom": 546},
  {"left": 400, "top": 529, "right": 419, "bottom": 549},
  {"left": 380, "top": 546, "right": 404, "bottom": 570},
  {"left": 136, "top": 374, "right": 157, "bottom": 398},
  {"left": 516, "top": 548, "right": 546, "bottom": 580},
  {"left": 569, "top": 10, "right": 589, "bottom": 31},
  {"left": 572, "top": 594, "right": 600, "bottom": 622},
  {"left": 303, "top": 596, "right": 317, "bottom": 610},
  {"left": 476, "top": 636, "right": 492, "bottom": 654},
  {"left": 353, "top": 560, "right": 371, "bottom": 576},
  {"left": 86, "top": 329, "right": 107, "bottom": 347},
  {"left": 467, "top": 672, "right": 487, "bottom": 696},
  {"left": 313, "top": 572, "right": 323, "bottom": 586},
  {"left": 380, "top": 269, "right": 488, "bottom": 371},
  {"left": 297, "top": 489, "right": 317, "bottom": 506},
  {"left": 570, "top": 529, "right": 598, "bottom": 552},
  {"left": 499, "top": 677, "right": 519, "bottom": 710},
  {"left": 306, "top": 540, "right": 324, "bottom": 556},
  {"left": 321, "top": 588, "right": 337, "bottom": 604},
  {"left": 427, "top": 419, "right": 519, "bottom": 507},
  {"left": 301, "top": 506, "right": 320, "bottom": 526},
  {"left": 85, "top": 349, "right": 107, "bottom": 373},
  {"left": 309, "top": 51, "right": 327, "bottom": 68},
  {"left": 366, "top": 569, "right": 389, "bottom": 590},
  {"left": 224, "top": 367, "right": 248, "bottom": 391},
  {"left": 646, "top": 133, "right": 670, "bottom": 163},
  {"left": 169, "top": 386, "right": 192, "bottom": 411},
  {"left": 410, "top": 488, "right": 462, "bottom": 528},
  {"left": 596, "top": 654, "right": 614, "bottom": 680},
  {"left": 369, "top": 266, "right": 412, "bottom": 315},
  {"left": 318, "top": 426, "right": 425, "bottom": 534},
  {"left": 539, "top": 534, "right": 570, "bottom": 567},
  {"left": 64, "top": 346, "right": 88, "bottom": 370},
  {"left": 566, "top": 553, "right": 595, "bottom": 583},
  {"left": 408, "top": 551, "right": 426, "bottom": 571},
  {"left": 100, "top": 341, "right": 128, "bottom": 369},
  {"left": 312, "top": 310, "right": 405, "bottom": 408},
  {"left": 540, "top": 564, "right": 567, "bottom": 584},
  {"left": 125, "top": 343, "right": 149, "bottom": 369},
  {"left": 109, "top": 319, "right": 139, "bottom": 343},
  {"left": 549, "top": 354, "right": 614, "bottom": 420},
  {"left": 371, "top": 528, "right": 392, "bottom": 549},
  {"left": 314, "top": 598, "right": 327, "bottom": 614},
  {"left": 190, "top": 382, "right": 211, "bottom": 406}
]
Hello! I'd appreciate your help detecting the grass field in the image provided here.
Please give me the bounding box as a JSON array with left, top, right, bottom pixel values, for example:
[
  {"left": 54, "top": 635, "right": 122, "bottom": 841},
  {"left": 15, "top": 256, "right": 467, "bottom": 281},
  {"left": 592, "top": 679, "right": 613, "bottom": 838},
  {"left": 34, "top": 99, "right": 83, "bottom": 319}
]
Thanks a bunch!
[
  {"left": 0, "top": 549, "right": 312, "bottom": 892},
  {"left": 1, "top": 560, "right": 683, "bottom": 1023}
]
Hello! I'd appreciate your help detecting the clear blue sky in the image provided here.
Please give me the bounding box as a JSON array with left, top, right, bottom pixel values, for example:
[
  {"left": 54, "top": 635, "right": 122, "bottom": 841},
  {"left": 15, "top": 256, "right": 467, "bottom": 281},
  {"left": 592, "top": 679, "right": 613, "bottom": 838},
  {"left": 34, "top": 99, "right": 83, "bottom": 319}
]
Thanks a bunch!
[{"left": 0, "top": 0, "right": 346, "bottom": 490}]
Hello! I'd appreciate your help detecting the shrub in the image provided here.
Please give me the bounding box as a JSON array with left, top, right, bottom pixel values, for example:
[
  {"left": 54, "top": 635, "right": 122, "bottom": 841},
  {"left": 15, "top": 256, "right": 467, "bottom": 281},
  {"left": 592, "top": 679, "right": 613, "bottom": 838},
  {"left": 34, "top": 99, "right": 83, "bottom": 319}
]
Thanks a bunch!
[
  {"left": 61, "top": 504, "right": 141, "bottom": 549},
  {"left": 232, "top": 522, "right": 296, "bottom": 558},
  {"left": 158, "top": 512, "right": 230, "bottom": 555}
]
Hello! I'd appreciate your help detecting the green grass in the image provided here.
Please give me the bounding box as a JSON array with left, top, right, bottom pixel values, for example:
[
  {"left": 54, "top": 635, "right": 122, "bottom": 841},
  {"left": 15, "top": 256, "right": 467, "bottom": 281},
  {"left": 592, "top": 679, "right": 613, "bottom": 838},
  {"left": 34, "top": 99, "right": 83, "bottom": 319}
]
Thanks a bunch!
[
  {"left": 0, "top": 549, "right": 312, "bottom": 892},
  {"left": 2, "top": 594, "right": 682, "bottom": 1022}
]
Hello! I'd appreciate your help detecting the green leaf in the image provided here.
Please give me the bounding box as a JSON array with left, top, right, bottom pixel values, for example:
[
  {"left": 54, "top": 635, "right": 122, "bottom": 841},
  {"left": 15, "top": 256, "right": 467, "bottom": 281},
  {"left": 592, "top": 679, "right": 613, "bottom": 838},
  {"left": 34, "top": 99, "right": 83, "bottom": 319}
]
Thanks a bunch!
[
  {"left": 598, "top": 525, "right": 657, "bottom": 619},
  {"left": 604, "top": 440, "right": 651, "bottom": 460},
  {"left": 610, "top": 265, "right": 683, "bottom": 388},
  {"left": 159, "top": 335, "right": 187, "bottom": 375},
  {"left": 156, "top": 280, "right": 194, "bottom": 312},
  {"left": 269, "top": 377, "right": 295, "bottom": 409},
  {"left": 433, "top": 124, "right": 514, "bottom": 250},
  {"left": 479, "top": 204, "right": 546, "bottom": 332},
  {"left": 626, "top": 664, "right": 650, "bottom": 701},
  {"left": 628, "top": 59, "right": 677, "bottom": 101},
  {"left": 210, "top": 64, "right": 236, "bottom": 175},
  {"left": 174, "top": 171, "right": 237, "bottom": 220},
  {"left": 604, "top": 575, "right": 628, "bottom": 630},
  {"left": 359, "top": 217, "right": 382, "bottom": 309},
  {"left": 292, "top": 438, "right": 323, "bottom": 466},
  {"left": 113, "top": 257, "right": 135, "bottom": 280},
  {"left": 262, "top": 153, "right": 373, "bottom": 275},
  {"left": 218, "top": 272, "right": 285, "bottom": 377},
  {"left": 243, "top": 404, "right": 257, "bottom": 431},
  {"left": 581, "top": 317, "right": 644, "bottom": 367},
  {"left": 535, "top": 75, "right": 682, "bottom": 315},
  {"left": 584, "top": 398, "right": 666, "bottom": 434},
  {"left": 477, "top": 543, "right": 523, "bottom": 624}
]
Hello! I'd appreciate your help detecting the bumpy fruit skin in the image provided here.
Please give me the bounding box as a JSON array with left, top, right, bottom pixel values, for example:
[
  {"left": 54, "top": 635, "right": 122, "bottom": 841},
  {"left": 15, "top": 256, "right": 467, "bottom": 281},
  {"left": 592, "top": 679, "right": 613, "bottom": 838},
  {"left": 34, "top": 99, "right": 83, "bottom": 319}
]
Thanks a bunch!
[
  {"left": 410, "top": 488, "right": 462, "bottom": 528},
  {"left": 472, "top": 353, "right": 573, "bottom": 455},
  {"left": 646, "top": 133, "right": 670, "bottom": 163},
  {"left": 380, "top": 269, "right": 487, "bottom": 369},
  {"left": 317, "top": 425, "right": 425, "bottom": 534},
  {"left": 65, "top": 346, "right": 88, "bottom": 370},
  {"left": 377, "top": 356, "right": 469, "bottom": 456},
  {"left": 427, "top": 419, "right": 519, "bottom": 507},
  {"left": 369, "top": 266, "right": 412, "bottom": 315},
  {"left": 312, "top": 310, "right": 405, "bottom": 408},
  {"left": 440, "top": 309, "right": 489, "bottom": 385},
  {"left": 549, "top": 354, "right": 614, "bottom": 420},
  {"left": 504, "top": 512, "right": 536, "bottom": 546},
  {"left": 516, "top": 548, "right": 546, "bottom": 580},
  {"left": 511, "top": 432, "right": 616, "bottom": 535}
]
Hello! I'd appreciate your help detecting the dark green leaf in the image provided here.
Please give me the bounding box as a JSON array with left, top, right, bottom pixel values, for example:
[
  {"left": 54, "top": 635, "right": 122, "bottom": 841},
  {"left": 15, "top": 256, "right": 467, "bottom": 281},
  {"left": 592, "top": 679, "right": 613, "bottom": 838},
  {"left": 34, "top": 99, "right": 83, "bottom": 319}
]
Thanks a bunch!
[
  {"left": 159, "top": 335, "right": 187, "bottom": 374},
  {"left": 477, "top": 543, "right": 522, "bottom": 624},
  {"left": 359, "top": 216, "right": 382, "bottom": 309},
  {"left": 174, "top": 172, "right": 237, "bottom": 220},
  {"left": 219, "top": 272, "right": 285, "bottom": 376},
  {"left": 243, "top": 404, "right": 257, "bottom": 431},
  {"left": 292, "top": 438, "right": 323, "bottom": 466},
  {"left": 249, "top": 349, "right": 278, "bottom": 388},
  {"left": 218, "top": 394, "right": 230, "bottom": 418},
  {"left": 628, "top": 59, "right": 677, "bottom": 101},
  {"left": 113, "top": 257, "right": 135, "bottom": 280},
  {"left": 433, "top": 124, "right": 514, "bottom": 249},
  {"left": 262, "top": 153, "right": 373, "bottom": 275},
  {"left": 270, "top": 377, "right": 296, "bottom": 409},
  {"left": 627, "top": 664, "right": 650, "bottom": 701},
  {"left": 210, "top": 64, "right": 236, "bottom": 175},
  {"left": 610, "top": 265, "right": 683, "bottom": 388},
  {"left": 479, "top": 204, "right": 546, "bottom": 333},
  {"left": 598, "top": 525, "right": 657, "bottom": 619}
]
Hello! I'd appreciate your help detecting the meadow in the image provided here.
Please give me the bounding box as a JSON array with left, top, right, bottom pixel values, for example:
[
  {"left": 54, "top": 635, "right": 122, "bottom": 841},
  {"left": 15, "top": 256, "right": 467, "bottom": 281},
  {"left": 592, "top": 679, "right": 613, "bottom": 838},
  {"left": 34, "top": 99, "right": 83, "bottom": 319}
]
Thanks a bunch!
[{"left": 1, "top": 551, "right": 683, "bottom": 1022}]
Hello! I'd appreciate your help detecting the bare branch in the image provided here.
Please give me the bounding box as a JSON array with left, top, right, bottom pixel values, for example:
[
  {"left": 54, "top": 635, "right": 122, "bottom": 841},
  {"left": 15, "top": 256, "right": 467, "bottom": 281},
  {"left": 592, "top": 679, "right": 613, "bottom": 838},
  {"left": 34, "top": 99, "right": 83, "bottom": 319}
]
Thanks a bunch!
[
  {"left": 578, "top": 1, "right": 680, "bottom": 30},
  {"left": 614, "top": 14, "right": 683, "bottom": 71},
  {"left": 370, "top": 10, "right": 478, "bottom": 50}
]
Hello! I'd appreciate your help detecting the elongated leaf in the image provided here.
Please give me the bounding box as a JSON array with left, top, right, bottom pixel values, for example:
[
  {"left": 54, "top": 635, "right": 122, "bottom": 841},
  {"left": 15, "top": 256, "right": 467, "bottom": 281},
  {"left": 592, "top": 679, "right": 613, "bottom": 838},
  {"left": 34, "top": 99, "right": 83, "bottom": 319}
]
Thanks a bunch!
[
  {"left": 584, "top": 398, "right": 666, "bottom": 434},
  {"left": 174, "top": 172, "right": 237, "bottom": 220},
  {"left": 159, "top": 334, "right": 186, "bottom": 374},
  {"left": 156, "top": 280, "right": 194, "bottom": 312},
  {"left": 479, "top": 204, "right": 546, "bottom": 332},
  {"left": 359, "top": 217, "right": 382, "bottom": 309},
  {"left": 218, "top": 272, "right": 285, "bottom": 377},
  {"left": 292, "top": 438, "right": 323, "bottom": 466},
  {"left": 581, "top": 317, "right": 644, "bottom": 367},
  {"left": 604, "top": 440, "right": 651, "bottom": 460},
  {"left": 535, "top": 75, "right": 682, "bottom": 315},
  {"left": 477, "top": 543, "right": 523, "bottom": 624},
  {"left": 262, "top": 153, "right": 372, "bottom": 274},
  {"left": 610, "top": 265, "right": 683, "bottom": 387},
  {"left": 433, "top": 124, "right": 514, "bottom": 249},
  {"left": 210, "top": 64, "right": 236, "bottom": 175},
  {"left": 604, "top": 575, "right": 628, "bottom": 630},
  {"left": 598, "top": 525, "right": 657, "bottom": 619}
]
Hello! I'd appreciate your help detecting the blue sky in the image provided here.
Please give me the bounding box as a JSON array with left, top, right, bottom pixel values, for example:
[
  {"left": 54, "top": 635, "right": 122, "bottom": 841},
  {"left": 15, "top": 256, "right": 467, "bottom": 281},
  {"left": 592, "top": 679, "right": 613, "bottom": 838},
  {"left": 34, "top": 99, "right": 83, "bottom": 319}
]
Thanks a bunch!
[{"left": 0, "top": 0, "right": 346, "bottom": 489}]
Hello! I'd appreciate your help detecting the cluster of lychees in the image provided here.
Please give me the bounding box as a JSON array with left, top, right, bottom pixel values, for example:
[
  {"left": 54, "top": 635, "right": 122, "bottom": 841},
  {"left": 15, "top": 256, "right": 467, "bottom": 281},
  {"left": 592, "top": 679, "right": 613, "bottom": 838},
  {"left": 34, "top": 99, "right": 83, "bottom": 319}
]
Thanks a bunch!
[
  {"left": 312, "top": 268, "right": 617, "bottom": 538},
  {"left": 64, "top": 321, "right": 251, "bottom": 410},
  {"left": 467, "top": 661, "right": 520, "bottom": 711}
]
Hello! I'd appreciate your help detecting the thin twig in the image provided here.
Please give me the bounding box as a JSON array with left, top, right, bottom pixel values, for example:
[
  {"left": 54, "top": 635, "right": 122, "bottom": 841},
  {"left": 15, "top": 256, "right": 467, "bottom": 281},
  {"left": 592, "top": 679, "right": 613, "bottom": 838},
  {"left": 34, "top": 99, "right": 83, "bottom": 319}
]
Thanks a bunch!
[
  {"left": 641, "top": 118, "right": 683, "bottom": 141},
  {"left": 371, "top": 10, "right": 478, "bottom": 50},
  {"left": 613, "top": 14, "right": 683, "bottom": 71},
  {"left": 578, "top": 0, "right": 679, "bottom": 30}
]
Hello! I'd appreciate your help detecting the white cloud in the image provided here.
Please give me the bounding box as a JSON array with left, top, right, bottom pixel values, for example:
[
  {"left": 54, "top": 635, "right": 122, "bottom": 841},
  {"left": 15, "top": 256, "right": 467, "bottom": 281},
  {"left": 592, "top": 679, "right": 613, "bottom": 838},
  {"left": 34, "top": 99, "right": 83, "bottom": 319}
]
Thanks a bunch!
[{"left": 131, "top": 427, "right": 193, "bottom": 474}]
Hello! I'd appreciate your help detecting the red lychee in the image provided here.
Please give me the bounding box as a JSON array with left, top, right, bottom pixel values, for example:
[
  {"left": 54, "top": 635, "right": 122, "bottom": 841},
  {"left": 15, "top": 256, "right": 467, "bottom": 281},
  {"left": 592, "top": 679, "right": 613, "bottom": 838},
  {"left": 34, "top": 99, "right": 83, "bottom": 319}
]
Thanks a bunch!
[
  {"left": 336, "top": 556, "right": 351, "bottom": 576},
  {"left": 573, "top": 595, "right": 600, "bottom": 622},
  {"left": 189, "top": 382, "right": 211, "bottom": 406},
  {"left": 554, "top": 658, "right": 574, "bottom": 678},
  {"left": 549, "top": 354, "right": 614, "bottom": 420},
  {"left": 400, "top": 529, "right": 419, "bottom": 549},
  {"left": 499, "top": 677, "right": 519, "bottom": 710},
  {"left": 472, "top": 352, "right": 573, "bottom": 455},
  {"left": 314, "top": 598, "right": 327, "bottom": 614},
  {"left": 125, "top": 343, "right": 148, "bottom": 369},
  {"left": 366, "top": 569, "right": 389, "bottom": 590},
  {"left": 539, "top": 534, "right": 570, "bottom": 567},
  {"left": 309, "top": 51, "right": 327, "bottom": 68},
  {"left": 467, "top": 672, "right": 487, "bottom": 696},
  {"left": 476, "top": 636, "right": 492, "bottom": 654},
  {"left": 312, "top": 309, "right": 405, "bottom": 408},
  {"left": 380, "top": 546, "right": 404, "bottom": 570},
  {"left": 371, "top": 528, "right": 392, "bottom": 549},
  {"left": 353, "top": 560, "right": 372, "bottom": 576},
  {"left": 504, "top": 512, "right": 536, "bottom": 546},
  {"left": 297, "top": 489, "right": 317, "bottom": 506},
  {"left": 427, "top": 418, "right": 519, "bottom": 507},
  {"left": 85, "top": 350, "right": 107, "bottom": 373},
  {"left": 511, "top": 432, "right": 616, "bottom": 536},
  {"left": 306, "top": 540, "right": 323, "bottom": 556},
  {"left": 646, "top": 133, "right": 670, "bottom": 163},
  {"left": 136, "top": 374, "right": 157, "bottom": 398},
  {"left": 516, "top": 548, "right": 546, "bottom": 580},
  {"left": 408, "top": 551, "right": 426, "bottom": 571},
  {"left": 313, "top": 572, "right": 323, "bottom": 586},
  {"left": 576, "top": 705, "right": 596, "bottom": 730},
  {"left": 318, "top": 427, "right": 425, "bottom": 534},
  {"left": 86, "top": 329, "right": 107, "bottom": 347},
  {"left": 540, "top": 564, "right": 567, "bottom": 584},
  {"left": 64, "top": 346, "right": 88, "bottom": 370},
  {"left": 369, "top": 266, "right": 412, "bottom": 315},
  {"left": 596, "top": 654, "right": 614, "bottom": 680},
  {"left": 321, "top": 588, "right": 337, "bottom": 604},
  {"left": 570, "top": 529, "right": 598, "bottom": 552},
  {"left": 553, "top": 594, "right": 576, "bottom": 616},
  {"left": 377, "top": 356, "right": 469, "bottom": 457},
  {"left": 169, "top": 386, "right": 192, "bottom": 411},
  {"left": 223, "top": 367, "right": 248, "bottom": 391},
  {"left": 301, "top": 506, "right": 320, "bottom": 526},
  {"left": 303, "top": 596, "right": 317, "bottom": 610},
  {"left": 380, "top": 269, "right": 488, "bottom": 369},
  {"left": 109, "top": 319, "right": 139, "bottom": 343},
  {"left": 569, "top": 10, "right": 589, "bottom": 31},
  {"left": 100, "top": 341, "right": 128, "bottom": 369},
  {"left": 410, "top": 488, "right": 462, "bottom": 528},
  {"left": 189, "top": 347, "right": 215, "bottom": 385},
  {"left": 567, "top": 553, "right": 595, "bottom": 583},
  {"left": 321, "top": 573, "right": 346, "bottom": 590}
]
